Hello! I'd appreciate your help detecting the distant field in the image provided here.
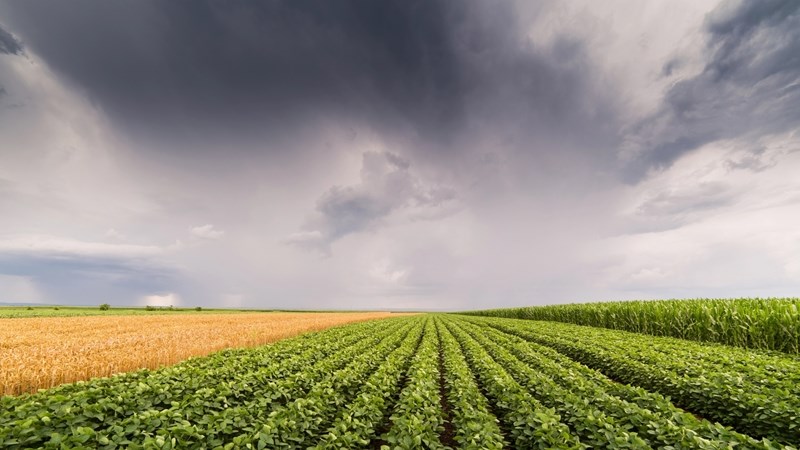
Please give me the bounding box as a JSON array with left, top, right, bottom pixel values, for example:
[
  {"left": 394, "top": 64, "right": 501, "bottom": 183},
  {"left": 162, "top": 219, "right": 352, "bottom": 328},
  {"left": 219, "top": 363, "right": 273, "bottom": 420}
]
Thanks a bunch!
[
  {"left": 0, "top": 306, "right": 273, "bottom": 318},
  {"left": 0, "top": 312, "right": 396, "bottom": 395},
  {"left": 462, "top": 297, "right": 800, "bottom": 353},
  {"left": 0, "top": 306, "right": 389, "bottom": 318}
]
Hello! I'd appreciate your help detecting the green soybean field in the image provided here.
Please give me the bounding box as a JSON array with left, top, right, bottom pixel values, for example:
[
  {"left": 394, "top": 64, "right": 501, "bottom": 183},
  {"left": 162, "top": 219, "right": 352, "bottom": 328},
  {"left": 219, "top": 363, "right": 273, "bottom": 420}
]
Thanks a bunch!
[{"left": 2, "top": 314, "right": 799, "bottom": 449}]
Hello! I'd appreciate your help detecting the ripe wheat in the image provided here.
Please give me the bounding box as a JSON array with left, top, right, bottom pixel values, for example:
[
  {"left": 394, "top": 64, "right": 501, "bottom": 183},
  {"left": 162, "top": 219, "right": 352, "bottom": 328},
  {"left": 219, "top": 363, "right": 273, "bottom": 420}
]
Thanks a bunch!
[{"left": 0, "top": 312, "right": 395, "bottom": 395}]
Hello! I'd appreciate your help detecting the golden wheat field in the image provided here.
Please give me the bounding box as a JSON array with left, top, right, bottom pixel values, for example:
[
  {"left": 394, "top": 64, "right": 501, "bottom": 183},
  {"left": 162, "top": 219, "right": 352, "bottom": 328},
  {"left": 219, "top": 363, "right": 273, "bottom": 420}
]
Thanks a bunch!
[{"left": 0, "top": 312, "right": 396, "bottom": 396}]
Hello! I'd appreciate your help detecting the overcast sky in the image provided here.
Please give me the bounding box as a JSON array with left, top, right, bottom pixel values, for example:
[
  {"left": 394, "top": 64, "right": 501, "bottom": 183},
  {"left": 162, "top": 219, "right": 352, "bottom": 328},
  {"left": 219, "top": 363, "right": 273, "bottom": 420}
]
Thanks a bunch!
[{"left": 1, "top": 0, "right": 799, "bottom": 310}]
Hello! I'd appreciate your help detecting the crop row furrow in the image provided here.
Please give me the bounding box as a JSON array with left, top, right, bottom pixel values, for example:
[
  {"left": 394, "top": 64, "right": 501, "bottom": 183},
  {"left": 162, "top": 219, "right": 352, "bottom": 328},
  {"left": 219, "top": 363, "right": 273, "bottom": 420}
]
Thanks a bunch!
[
  {"left": 442, "top": 318, "right": 583, "bottom": 449},
  {"left": 380, "top": 318, "right": 447, "bottom": 450},
  {"left": 555, "top": 325, "right": 800, "bottom": 394},
  {"left": 475, "top": 317, "right": 800, "bottom": 445},
  {"left": 461, "top": 317, "right": 780, "bottom": 449},
  {"left": 434, "top": 318, "right": 506, "bottom": 450},
  {"left": 312, "top": 319, "right": 425, "bottom": 449},
  {"left": 450, "top": 317, "right": 650, "bottom": 449},
  {"left": 200, "top": 318, "right": 417, "bottom": 449}
]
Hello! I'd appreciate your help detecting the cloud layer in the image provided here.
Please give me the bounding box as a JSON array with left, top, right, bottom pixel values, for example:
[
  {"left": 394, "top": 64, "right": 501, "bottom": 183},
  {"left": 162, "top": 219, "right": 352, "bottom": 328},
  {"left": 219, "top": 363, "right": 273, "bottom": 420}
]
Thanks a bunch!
[
  {"left": 1, "top": 0, "right": 799, "bottom": 308},
  {"left": 621, "top": 0, "right": 800, "bottom": 180}
]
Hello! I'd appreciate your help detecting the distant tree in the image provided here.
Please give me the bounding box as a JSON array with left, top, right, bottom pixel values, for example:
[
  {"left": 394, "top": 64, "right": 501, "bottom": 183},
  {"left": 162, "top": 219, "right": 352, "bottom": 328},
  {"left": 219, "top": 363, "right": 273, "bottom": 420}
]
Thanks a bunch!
[
  {"left": 145, "top": 305, "right": 155, "bottom": 311},
  {"left": 26, "top": 306, "right": 33, "bottom": 311},
  {"left": 195, "top": 306, "right": 202, "bottom": 311},
  {"left": 53, "top": 307, "right": 59, "bottom": 310},
  {"left": 99, "top": 303, "right": 110, "bottom": 311}
]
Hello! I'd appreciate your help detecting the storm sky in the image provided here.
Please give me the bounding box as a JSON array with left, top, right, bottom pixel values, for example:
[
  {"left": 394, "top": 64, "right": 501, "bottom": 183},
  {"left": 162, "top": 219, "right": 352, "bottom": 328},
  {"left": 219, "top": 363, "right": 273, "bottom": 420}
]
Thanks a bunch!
[{"left": 1, "top": 0, "right": 799, "bottom": 309}]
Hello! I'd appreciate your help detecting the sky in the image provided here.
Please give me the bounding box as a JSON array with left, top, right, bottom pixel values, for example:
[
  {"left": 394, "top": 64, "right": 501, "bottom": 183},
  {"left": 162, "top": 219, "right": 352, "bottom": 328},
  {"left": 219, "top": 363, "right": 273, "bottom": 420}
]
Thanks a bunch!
[{"left": 0, "top": 0, "right": 799, "bottom": 310}]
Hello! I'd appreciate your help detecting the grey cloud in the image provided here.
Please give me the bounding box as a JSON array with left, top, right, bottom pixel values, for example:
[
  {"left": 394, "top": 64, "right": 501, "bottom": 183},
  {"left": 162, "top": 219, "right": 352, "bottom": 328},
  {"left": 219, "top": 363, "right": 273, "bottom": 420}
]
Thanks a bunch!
[
  {"left": 636, "top": 182, "right": 737, "bottom": 219},
  {"left": 0, "top": 0, "right": 616, "bottom": 165},
  {"left": 623, "top": 0, "right": 800, "bottom": 181},
  {"left": 0, "top": 23, "right": 23, "bottom": 55},
  {"left": 0, "top": 1, "right": 465, "bottom": 148},
  {"left": 0, "top": 235, "right": 181, "bottom": 304},
  {"left": 724, "top": 145, "right": 776, "bottom": 172},
  {"left": 0, "top": 252, "right": 176, "bottom": 305},
  {"left": 456, "top": 10, "right": 619, "bottom": 156},
  {"left": 288, "top": 152, "right": 458, "bottom": 254},
  {"left": 0, "top": 235, "right": 164, "bottom": 260}
]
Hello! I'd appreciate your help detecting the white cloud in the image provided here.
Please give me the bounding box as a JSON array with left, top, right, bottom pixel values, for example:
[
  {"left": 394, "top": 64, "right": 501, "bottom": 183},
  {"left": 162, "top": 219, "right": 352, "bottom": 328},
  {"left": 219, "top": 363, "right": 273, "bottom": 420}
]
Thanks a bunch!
[
  {"left": 368, "top": 259, "right": 409, "bottom": 284},
  {"left": 0, "top": 234, "right": 163, "bottom": 259},
  {"left": 104, "top": 228, "right": 126, "bottom": 240},
  {"left": 593, "top": 132, "right": 800, "bottom": 298},
  {"left": 190, "top": 224, "right": 225, "bottom": 240},
  {"left": 140, "top": 293, "right": 181, "bottom": 307}
]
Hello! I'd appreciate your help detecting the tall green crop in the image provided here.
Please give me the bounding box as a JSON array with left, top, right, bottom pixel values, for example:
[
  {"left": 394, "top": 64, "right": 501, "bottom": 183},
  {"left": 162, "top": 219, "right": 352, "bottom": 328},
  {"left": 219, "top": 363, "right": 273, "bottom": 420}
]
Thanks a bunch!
[{"left": 461, "top": 298, "right": 800, "bottom": 353}]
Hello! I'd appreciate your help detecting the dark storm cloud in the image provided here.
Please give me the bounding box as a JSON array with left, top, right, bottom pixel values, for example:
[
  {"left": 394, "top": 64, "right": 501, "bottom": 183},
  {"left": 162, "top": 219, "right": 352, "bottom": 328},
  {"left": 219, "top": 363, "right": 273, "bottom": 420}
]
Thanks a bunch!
[
  {"left": 0, "top": 0, "right": 467, "bottom": 146},
  {"left": 0, "top": 23, "right": 23, "bottom": 55},
  {"left": 0, "top": 0, "right": 616, "bottom": 159},
  {"left": 623, "top": 0, "right": 800, "bottom": 181}
]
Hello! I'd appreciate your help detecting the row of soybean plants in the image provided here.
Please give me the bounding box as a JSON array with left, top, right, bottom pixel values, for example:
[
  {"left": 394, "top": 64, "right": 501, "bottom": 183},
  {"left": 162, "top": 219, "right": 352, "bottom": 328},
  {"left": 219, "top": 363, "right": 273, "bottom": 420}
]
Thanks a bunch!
[
  {"left": 460, "top": 298, "right": 800, "bottom": 353},
  {"left": 0, "top": 316, "right": 431, "bottom": 449},
  {"left": 439, "top": 316, "right": 792, "bottom": 450},
  {"left": 460, "top": 315, "right": 800, "bottom": 447}
]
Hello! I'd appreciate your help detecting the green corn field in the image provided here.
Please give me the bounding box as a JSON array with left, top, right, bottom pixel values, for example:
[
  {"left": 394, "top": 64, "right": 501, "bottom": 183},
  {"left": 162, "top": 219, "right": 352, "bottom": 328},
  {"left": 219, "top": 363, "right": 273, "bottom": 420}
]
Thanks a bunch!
[{"left": 462, "top": 298, "right": 800, "bottom": 353}]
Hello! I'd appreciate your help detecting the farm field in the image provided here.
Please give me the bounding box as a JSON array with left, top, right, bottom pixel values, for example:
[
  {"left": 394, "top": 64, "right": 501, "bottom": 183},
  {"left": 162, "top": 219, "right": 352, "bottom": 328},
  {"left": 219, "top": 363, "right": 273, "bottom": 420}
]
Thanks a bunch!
[
  {"left": 0, "top": 312, "right": 396, "bottom": 396},
  {"left": 0, "top": 306, "right": 282, "bottom": 318},
  {"left": 1, "top": 314, "right": 797, "bottom": 449},
  {"left": 463, "top": 298, "right": 800, "bottom": 353}
]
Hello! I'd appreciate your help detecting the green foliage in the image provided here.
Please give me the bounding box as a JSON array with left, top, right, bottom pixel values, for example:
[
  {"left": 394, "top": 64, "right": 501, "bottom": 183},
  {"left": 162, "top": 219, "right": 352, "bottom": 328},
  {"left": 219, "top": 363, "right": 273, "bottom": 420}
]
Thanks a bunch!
[
  {"left": 99, "top": 303, "right": 110, "bottom": 311},
  {"left": 471, "top": 316, "right": 800, "bottom": 446},
  {"left": 452, "top": 318, "right": 650, "bottom": 448},
  {"left": 1, "top": 315, "right": 797, "bottom": 449},
  {"left": 443, "top": 319, "right": 584, "bottom": 450},
  {"left": 380, "top": 319, "right": 447, "bottom": 450},
  {"left": 462, "top": 298, "right": 800, "bottom": 353},
  {"left": 435, "top": 320, "right": 505, "bottom": 449},
  {"left": 457, "top": 316, "right": 781, "bottom": 448},
  {"left": 313, "top": 322, "right": 424, "bottom": 449}
]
